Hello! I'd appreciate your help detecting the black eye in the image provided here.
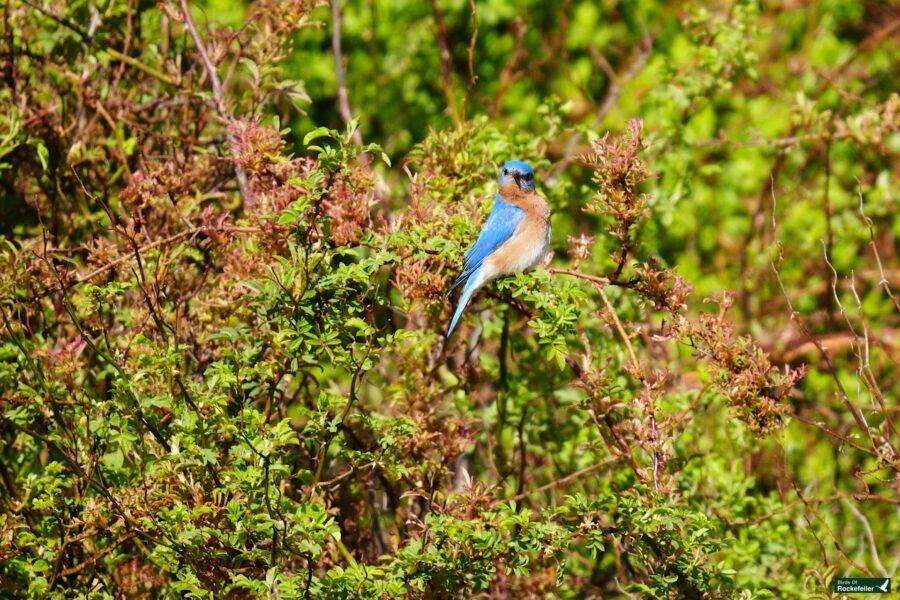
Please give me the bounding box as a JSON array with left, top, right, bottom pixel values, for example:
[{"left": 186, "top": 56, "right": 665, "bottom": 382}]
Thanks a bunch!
[
  {"left": 502, "top": 168, "right": 508, "bottom": 176},
  {"left": 526, "top": 173, "right": 533, "bottom": 181}
]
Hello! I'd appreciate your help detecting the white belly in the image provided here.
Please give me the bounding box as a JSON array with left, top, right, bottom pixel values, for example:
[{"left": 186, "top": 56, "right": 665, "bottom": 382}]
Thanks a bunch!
[
  {"left": 518, "top": 224, "right": 551, "bottom": 271},
  {"left": 483, "top": 219, "right": 551, "bottom": 280}
]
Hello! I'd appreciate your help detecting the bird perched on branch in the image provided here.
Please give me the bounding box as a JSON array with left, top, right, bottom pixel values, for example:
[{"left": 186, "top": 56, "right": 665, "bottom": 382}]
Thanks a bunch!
[{"left": 446, "top": 160, "right": 551, "bottom": 338}]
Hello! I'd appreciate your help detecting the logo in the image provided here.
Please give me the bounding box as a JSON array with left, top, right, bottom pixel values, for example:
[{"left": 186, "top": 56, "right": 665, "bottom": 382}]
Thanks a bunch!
[{"left": 833, "top": 577, "right": 891, "bottom": 594}]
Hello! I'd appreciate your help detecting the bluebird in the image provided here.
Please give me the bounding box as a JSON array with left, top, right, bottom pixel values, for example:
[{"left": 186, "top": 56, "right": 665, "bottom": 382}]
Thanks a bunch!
[{"left": 446, "top": 160, "right": 551, "bottom": 338}]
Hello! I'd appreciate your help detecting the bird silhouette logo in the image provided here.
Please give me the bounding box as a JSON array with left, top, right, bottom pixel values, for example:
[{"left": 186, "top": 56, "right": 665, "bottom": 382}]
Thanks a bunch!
[{"left": 877, "top": 579, "right": 890, "bottom": 592}]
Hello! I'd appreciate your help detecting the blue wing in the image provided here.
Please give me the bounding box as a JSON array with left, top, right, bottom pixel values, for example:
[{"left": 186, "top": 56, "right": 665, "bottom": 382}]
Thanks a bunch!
[{"left": 450, "top": 194, "right": 524, "bottom": 290}]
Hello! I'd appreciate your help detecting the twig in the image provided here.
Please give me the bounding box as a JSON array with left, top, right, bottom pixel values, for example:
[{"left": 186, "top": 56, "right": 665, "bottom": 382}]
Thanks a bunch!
[
  {"left": 70, "top": 225, "right": 261, "bottom": 286},
  {"left": 550, "top": 267, "right": 638, "bottom": 290},
  {"left": 513, "top": 456, "right": 619, "bottom": 500},
  {"left": 22, "top": 0, "right": 90, "bottom": 42},
  {"left": 106, "top": 48, "right": 177, "bottom": 86},
  {"left": 791, "top": 414, "right": 879, "bottom": 458},
  {"left": 857, "top": 181, "right": 900, "bottom": 312},
  {"left": 548, "top": 267, "right": 640, "bottom": 372},
  {"left": 490, "top": 17, "right": 526, "bottom": 117},
  {"left": 23, "top": 0, "right": 177, "bottom": 87},
  {"left": 178, "top": 0, "right": 253, "bottom": 206},
  {"left": 769, "top": 177, "right": 879, "bottom": 451},
  {"left": 840, "top": 265, "right": 900, "bottom": 448},
  {"left": 552, "top": 30, "right": 652, "bottom": 174},
  {"left": 330, "top": 0, "right": 362, "bottom": 144},
  {"left": 461, "top": 0, "right": 478, "bottom": 119},
  {"left": 430, "top": 0, "right": 460, "bottom": 125},
  {"left": 667, "top": 386, "right": 708, "bottom": 434},
  {"left": 598, "top": 286, "right": 640, "bottom": 375},
  {"left": 790, "top": 479, "right": 873, "bottom": 576},
  {"left": 831, "top": 17, "right": 900, "bottom": 79},
  {"left": 842, "top": 498, "right": 889, "bottom": 577},
  {"left": 822, "top": 242, "right": 864, "bottom": 365},
  {"left": 57, "top": 533, "right": 135, "bottom": 579},
  {"left": 549, "top": 267, "right": 610, "bottom": 287},
  {"left": 593, "top": 29, "right": 652, "bottom": 123}
]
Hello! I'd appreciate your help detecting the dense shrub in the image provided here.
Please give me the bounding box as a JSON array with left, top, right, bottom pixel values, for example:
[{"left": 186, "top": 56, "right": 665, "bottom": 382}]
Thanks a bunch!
[{"left": 0, "top": 0, "right": 897, "bottom": 597}]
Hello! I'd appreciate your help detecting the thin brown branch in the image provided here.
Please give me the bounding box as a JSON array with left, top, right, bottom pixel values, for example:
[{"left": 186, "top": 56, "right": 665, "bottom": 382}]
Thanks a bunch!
[
  {"left": 430, "top": 0, "right": 460, "bottom": 125},
  {"left": 71, "top": 225, "right": 261, "bottom": 286},
  {"left": 831, "top": 17, "right": 900, "bottom": 79},
  {"left": 57, "top": 532, "right": 135, "bottom": 579},
  {"left": 331, "top": 0, "right": 362, "bottom": 144},
  {"left": 597, "top": 286, "right": 640, "bottom": 375},
  {"left": 667, "top": 385, "right": 708, "bottom": 434},
  {"left": 857, "top": 181, "right": 900, "bottom": 312},
  {"left": 549, "top": 268, "right": 642, "bottom": 372},
  {"left": 513, "top": 456, "right": 620, "bottom": 501},
  {"left": 178, "top": 0, "right": 253, "bottom": 206},
  {"left": 29, "top": 226, "right": 262, "bottom": 304},
  {"left": 791, "top": 414, "right": 879, "bottom": 458},
  {"left": 592, "top": 29, "right": 652, "bottom": 123},
  {"left": 489, "top": 17, "right": 526, "bottom": 118},
  {"left": 769, "top": 178, "right": 880, "bottom": 453},
  {"left": 842, "top": 498, "right": 889, "bottom": 577},
  {"left": 549, "top": 267, "right": 610, "bottom": 286},
  {"left": 461, "top": 0, "right": 478, "bottom": 119},
  {"left": 549, "top": 267, "right": 638, "bottom": 290}
]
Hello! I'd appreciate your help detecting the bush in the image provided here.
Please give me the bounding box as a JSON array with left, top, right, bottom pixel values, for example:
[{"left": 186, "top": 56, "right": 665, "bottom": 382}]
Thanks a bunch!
[{"left": 1, "top": 0, "right": 897, "bottom": 597}]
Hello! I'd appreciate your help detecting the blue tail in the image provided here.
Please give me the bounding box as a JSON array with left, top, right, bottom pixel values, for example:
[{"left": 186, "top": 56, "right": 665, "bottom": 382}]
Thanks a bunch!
[{"left": 446, "top": 270, "right": 482, "bottom": 339}]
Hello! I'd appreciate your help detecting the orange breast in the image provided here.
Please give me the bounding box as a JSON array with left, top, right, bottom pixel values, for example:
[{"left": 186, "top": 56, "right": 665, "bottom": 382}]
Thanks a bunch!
[{"left": 485, "top": 192, "right": 551, "bottom": 276}]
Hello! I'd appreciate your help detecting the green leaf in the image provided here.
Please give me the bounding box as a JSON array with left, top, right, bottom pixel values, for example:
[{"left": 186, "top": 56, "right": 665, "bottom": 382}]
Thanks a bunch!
[
  {"left": 103, "top": 448, "right": 125, "bottom": 470},
  {"left": 304, "top": 127, "right": 332, "bottom": 145},
  {"left": 33, "top": 141, "right": 48, "bottom": 171},
  {"left": 345, "top": 317, "right": 369, "bottom": 331}
]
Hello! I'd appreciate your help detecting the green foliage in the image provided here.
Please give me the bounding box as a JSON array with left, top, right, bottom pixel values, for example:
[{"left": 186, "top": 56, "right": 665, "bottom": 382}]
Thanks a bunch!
[{"left": 0, "top": 0, "right": 898, "bottom": 597}]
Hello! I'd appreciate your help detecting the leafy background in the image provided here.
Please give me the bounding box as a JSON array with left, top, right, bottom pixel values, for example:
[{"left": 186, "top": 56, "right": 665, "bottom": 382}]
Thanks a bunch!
[{"left": 0, "top": 0, "right": 898, "bottom": 597}]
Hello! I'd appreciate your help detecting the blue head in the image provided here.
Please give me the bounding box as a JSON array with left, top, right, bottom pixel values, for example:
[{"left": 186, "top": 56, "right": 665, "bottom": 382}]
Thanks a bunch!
[{"left": 498, "top": 160, "right": 535, "bottom": 193}]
